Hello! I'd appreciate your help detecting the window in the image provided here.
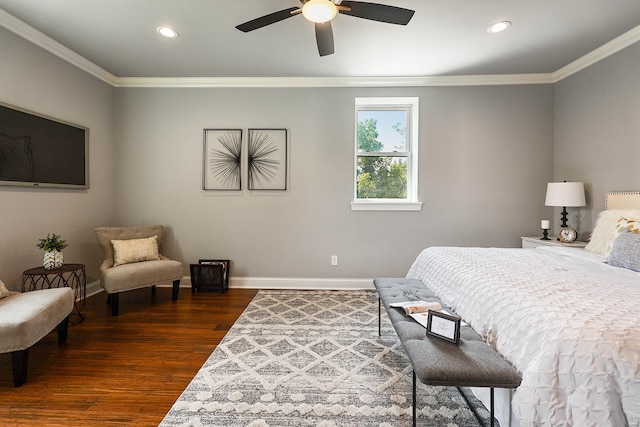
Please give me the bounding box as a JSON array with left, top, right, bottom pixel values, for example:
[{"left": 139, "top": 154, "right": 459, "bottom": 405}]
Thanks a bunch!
[{"left": 351, "top": 97, "right": 421, "bottom": 211}]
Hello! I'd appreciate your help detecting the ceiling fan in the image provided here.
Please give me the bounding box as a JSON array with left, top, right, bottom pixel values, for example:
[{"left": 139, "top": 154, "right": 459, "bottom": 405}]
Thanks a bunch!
[{"left": 236, "top": 0, "right": 415, "bottom": 57}]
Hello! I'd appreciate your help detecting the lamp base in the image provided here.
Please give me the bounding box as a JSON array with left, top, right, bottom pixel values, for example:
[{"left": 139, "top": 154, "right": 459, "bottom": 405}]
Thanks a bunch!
[{"left": 560, "top": 206, "right": 568, "bottom": 228}]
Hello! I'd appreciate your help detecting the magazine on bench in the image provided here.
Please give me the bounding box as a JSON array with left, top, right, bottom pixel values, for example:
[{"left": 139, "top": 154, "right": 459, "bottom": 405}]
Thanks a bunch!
[
  {"left": 388, "top": 300, "right": 443, "bottom": 315},
  {"left": 388, "top": 301, "right": 466, "bottom": 329}
]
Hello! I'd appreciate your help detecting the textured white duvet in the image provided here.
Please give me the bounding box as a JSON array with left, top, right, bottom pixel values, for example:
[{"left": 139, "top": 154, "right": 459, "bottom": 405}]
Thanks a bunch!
[{"left": 406, "top": 246, "right": 640, "bottom": 427}]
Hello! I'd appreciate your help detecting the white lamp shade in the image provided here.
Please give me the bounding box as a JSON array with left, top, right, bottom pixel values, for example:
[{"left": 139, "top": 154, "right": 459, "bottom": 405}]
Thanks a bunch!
[{"left": 545, "top": 182, "right": 586, "bottom": 207}]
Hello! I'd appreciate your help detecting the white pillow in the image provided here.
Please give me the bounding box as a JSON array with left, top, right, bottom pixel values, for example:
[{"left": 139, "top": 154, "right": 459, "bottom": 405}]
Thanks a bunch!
[
  {"left": 111, "top": 236, "right": 160, "bottom": 266},
  {"left": 584, "top": 209, "right": 640, "bottom": 256},
  {"left": 0, "top": 279, "right": 10, "bottom": 299}
]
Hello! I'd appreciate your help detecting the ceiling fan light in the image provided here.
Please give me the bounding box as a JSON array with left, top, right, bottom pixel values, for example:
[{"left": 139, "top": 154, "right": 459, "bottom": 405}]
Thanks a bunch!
[{"left": 302, "top": 0, "right": 338, "bottom": 23}]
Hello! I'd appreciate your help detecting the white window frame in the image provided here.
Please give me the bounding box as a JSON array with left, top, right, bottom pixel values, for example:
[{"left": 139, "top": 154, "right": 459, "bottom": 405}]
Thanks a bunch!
[{"left": 351, "top": 97, "right": 422, "bottom": 211}]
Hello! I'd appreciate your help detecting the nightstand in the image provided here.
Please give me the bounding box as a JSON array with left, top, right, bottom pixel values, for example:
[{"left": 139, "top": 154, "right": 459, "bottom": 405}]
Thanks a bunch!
[{"left": 521, "top": 237, "right": 587, "bottom": 249}]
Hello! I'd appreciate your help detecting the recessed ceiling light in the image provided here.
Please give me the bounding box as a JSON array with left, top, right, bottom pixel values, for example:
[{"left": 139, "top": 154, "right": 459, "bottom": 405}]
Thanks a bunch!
[
  {"left": 156, "top": 26, "right": 179, "bottom": 38},
  {"left": 487, "top": 21, "right": 511, "bottom": 34}
]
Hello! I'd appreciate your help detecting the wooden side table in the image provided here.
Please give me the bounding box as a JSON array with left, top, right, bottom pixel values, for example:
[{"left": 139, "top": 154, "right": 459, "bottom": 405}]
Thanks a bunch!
[{"left": 22, "top": 263, "right": 86, "bottom": 324}]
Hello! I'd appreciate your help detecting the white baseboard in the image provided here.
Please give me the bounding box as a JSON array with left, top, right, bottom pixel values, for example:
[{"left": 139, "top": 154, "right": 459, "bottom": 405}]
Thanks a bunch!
[
  {"left": 86, "top": 280, "right": 103, "bottom": 297},
  {"left": 229, "top": 277, "right": 375, "bottom": 290},
  {"left": 85, "top": 277, "right": 375, "bottom": 296}
]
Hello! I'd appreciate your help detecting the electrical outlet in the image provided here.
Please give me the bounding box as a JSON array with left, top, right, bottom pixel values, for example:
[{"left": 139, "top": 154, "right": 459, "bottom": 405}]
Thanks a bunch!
[{"left": 331, "top": 255, "right": 338, "bottom": 266}]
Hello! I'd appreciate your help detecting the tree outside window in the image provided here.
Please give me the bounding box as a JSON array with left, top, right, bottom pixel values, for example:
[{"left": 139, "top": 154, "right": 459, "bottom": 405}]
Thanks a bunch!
[
  {"left": 356, "top": 111, "right": 408, "bottom": 199},
  {"left": 352, "top": 97, "right": 420, "bottom": 211}
]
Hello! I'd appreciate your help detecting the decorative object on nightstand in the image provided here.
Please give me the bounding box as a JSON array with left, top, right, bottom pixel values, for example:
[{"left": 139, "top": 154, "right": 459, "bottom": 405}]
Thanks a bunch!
[
  {"left": 36, "top": 233, "right": 68, "bottom": 270},
  {"left": 540, "top": 220, "right": 551, "bottom": 240},
  {"left": 545, "top": 181, "right": 586, "bottom": 242},
  {"left": 558, "top": 227, "right": 578, "bottom": 243}
]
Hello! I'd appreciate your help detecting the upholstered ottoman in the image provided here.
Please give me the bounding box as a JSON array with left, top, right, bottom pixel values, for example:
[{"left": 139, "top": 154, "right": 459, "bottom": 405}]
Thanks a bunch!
[{"left": 0, "top": 287, "right": 74, "bottom": 386}]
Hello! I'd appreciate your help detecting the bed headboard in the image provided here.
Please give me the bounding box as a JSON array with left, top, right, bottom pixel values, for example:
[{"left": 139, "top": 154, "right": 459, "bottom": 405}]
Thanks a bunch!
[{"left": 605, "top": 192, "right": 640, "bottom": 210}]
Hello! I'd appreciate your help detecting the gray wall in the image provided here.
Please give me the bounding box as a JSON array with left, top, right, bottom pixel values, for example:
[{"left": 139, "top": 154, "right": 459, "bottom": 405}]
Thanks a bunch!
[
  {"left": 114, "top": 85, "right": 554, "bottom": 279},
  {"left": 0, "top": 26, "right": 115, "bottom": 290},
  {"left": 554, "top": 41, "right": 640, "bottom": 236},
  {"left": 8, "top": 23, "right": 637, "bottom": 286}
]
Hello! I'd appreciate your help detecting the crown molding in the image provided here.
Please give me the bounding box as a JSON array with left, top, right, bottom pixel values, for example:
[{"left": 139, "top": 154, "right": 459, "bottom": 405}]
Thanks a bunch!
[
  {"left": 1, "top": 9, "right": 638, "bottom": 88},
  {"left": 552, "top": 24, "right": 640, "bottom": 83},
  {"left": 113, "top": 73, "right": 553, "bottom": 88},
  {"left": 0, "top": 8, "right": 118, "bottom": 86}
]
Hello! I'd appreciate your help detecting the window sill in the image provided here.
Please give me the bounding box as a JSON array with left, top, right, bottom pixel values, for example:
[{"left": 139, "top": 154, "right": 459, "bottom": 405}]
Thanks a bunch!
[{"left": 350, "top": 201, "right": 423, "bottom": 211}]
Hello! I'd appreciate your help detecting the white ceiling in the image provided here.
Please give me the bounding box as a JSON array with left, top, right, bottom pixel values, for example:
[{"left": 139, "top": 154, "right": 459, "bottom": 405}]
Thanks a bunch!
[{"left": 1, "top": 0, "right": 640, "bottom": 81}]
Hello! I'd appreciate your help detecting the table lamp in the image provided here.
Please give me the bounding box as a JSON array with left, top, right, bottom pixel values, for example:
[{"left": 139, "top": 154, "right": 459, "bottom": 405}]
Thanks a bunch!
[{"left": 545, "top": 181, "right": 586, "bottom": 241}]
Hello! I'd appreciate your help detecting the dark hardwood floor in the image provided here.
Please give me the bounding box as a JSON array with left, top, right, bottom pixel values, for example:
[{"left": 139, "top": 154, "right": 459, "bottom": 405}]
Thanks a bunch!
[{"left": 0, "top": 286, "right": 258, "bottom": 426}]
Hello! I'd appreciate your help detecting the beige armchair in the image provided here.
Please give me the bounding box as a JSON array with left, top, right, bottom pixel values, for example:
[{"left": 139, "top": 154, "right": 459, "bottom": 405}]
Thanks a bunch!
[{"left": 95, "top": 225, "right": 183, "bottom": 316}]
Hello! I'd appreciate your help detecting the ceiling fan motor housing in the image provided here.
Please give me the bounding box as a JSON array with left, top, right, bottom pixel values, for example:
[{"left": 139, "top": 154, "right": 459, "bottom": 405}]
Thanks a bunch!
[
  {"left": 302, "top": 0, "right": 338, "bottom": 23},
  {"left": 236, "top": 1, "right": 415, "bottom": 56}
]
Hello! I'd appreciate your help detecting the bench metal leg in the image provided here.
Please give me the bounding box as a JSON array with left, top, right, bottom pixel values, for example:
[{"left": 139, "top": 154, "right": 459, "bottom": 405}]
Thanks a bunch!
[
  {"left": 378, "top": 297, "right": 381, "bottom": 336},
  {"left": 490, "top": 388, "right": 495, "bottom": 427},
  {"left": 457, "top": 386, "right": 495, "bottom": 427},
  {"left": 412, "top": 370, "right": 417, "bottom": 427}
]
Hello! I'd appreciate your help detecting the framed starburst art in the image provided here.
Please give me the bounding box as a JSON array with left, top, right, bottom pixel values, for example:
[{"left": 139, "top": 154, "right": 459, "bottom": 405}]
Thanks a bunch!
[
  {"left": 203, "top": 129, "right": 243, "bottom": 190},
  {"left": 247, "top": 129, "right": 287, "bottom": 190}
]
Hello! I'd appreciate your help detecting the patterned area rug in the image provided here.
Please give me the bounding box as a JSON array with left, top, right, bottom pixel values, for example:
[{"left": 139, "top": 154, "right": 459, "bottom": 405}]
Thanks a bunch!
[{"left": 160, "top": 290, "right": 492, "bottom": 426}]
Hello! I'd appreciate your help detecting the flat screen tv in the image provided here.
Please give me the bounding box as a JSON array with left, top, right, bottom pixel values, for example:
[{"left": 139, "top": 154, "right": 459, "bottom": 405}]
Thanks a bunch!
[{"left": 0, "top": 102, "right": 89, "bottom": 189}]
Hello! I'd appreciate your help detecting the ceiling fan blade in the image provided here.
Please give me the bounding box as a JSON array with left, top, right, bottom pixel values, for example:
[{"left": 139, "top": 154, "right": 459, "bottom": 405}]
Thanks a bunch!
[
  {"left": 236, "top": 7, "right": 300, "bottom": 32},
  {"left": 315, "top": 22, "right": 335, "bottom": 57},
  {"left": 338, "top": 1, "right": 415, "bottom": 25}
]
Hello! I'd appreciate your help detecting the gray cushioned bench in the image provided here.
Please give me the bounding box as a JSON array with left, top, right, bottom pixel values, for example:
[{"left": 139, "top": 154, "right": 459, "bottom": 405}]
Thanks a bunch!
[{"left": 374, "top": 277, "right": 521, "bottom": 427}]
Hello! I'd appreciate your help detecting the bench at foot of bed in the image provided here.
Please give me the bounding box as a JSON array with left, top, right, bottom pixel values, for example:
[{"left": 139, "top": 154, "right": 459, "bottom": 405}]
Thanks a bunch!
[{"left": 374, "top": 277, "right": 522, "bottom": 427}]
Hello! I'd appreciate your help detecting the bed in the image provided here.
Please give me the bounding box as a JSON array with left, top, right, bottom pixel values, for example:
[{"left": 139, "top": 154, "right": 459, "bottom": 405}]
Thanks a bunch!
[{"left": 406, "top": 192, "right": 640, "bottom": 427}]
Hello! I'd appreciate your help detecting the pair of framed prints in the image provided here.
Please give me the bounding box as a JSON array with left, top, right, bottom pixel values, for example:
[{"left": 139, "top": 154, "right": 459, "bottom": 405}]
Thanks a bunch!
[{"left": 203, "top": 128, "right": 287, "bottom": 191}]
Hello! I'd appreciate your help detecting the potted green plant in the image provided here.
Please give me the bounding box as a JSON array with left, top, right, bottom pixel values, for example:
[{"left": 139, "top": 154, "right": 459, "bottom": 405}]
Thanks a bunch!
[{"left": 36, "top": 233, "right": 69, "bottom": 270}]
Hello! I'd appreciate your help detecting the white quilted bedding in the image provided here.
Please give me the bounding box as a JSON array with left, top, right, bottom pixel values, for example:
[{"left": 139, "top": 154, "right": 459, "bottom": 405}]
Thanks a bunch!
[{"left": 406, "top": 246, "right": 640, "bottom": 427}]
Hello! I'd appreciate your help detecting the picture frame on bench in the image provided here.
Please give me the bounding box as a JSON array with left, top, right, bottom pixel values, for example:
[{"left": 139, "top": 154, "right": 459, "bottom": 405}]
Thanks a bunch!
[{"left": 426, "top": 310, "right": 461, "bottom": 345}]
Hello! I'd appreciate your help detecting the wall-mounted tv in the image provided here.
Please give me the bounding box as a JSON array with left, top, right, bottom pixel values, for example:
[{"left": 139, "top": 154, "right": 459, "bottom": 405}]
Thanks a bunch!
[{"left": 0, "top": 102, "right": 89, "bottom": 189}]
